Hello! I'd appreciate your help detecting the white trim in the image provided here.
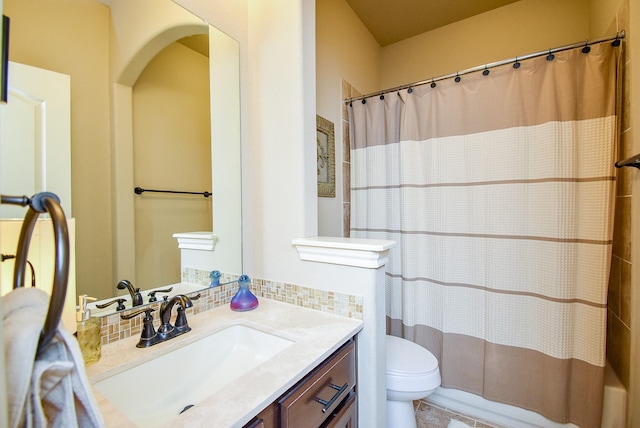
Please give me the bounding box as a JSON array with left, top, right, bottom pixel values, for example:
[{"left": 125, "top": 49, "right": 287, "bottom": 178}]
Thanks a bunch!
[
  {"left": 173, "top": 231, "right": 217, "bottom": 251},
  {"left": 292, "top": 236, "right": 395, "bottom": 268}
]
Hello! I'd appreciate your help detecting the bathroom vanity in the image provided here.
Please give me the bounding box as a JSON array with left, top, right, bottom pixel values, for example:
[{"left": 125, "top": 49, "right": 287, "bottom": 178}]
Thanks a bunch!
[
  {"left": 86, "top": 299, "right": 362, "bottom": 427},
  {"left": 244, "top": 339, "right": 357, "bottom": 427}
]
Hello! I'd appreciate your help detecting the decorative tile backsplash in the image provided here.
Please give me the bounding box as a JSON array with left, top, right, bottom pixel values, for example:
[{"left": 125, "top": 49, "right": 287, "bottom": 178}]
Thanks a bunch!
[
  {"left": 100, "top": 269, "right": 363, "bottom": 346},
  {"left": 251, "top": 277, "right": 363, "bottom": 319}
]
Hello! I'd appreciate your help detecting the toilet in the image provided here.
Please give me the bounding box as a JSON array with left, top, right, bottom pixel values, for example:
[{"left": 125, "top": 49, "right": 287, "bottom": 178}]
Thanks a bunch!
[{"left": 386, "top": 335, "right": 441, "bottom": 428}]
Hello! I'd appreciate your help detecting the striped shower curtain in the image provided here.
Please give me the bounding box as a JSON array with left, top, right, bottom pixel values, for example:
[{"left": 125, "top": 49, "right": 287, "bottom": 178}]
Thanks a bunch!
[{"left": 349, "top": 41, "right": 620, "bottom": 426}]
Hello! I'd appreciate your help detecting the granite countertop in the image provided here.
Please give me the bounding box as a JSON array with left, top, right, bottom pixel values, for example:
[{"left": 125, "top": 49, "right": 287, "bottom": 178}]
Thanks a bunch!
[{"left": 85, "top": 298, "right": 363, "bottom": 427}]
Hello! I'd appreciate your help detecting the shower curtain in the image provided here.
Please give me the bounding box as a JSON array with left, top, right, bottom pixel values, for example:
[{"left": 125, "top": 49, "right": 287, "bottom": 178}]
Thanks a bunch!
[{"left": 349, "top": 41, "right": 619, "bottom": 427}]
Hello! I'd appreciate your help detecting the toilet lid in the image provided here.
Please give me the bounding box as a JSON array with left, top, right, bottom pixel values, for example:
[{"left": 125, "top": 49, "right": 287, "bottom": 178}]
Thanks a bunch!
[{"left": 386, "top": 335, "right": 439, "bottom": 376}]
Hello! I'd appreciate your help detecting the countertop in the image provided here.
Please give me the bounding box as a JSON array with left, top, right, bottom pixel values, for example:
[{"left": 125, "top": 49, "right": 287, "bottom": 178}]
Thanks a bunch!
[{"left": 85, "top": 298, "right": 363, "bottom": 427}]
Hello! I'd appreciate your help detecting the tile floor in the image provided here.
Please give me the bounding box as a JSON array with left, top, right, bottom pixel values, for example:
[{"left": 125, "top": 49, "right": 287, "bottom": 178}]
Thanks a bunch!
[{"left": 414, "top": 400, "right": 507, "bottom": 428}]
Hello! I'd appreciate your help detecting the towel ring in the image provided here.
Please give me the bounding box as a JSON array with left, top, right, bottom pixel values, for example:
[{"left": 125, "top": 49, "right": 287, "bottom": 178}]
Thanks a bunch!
[{"left": 1, "top": 193, "right": 70, "bottom": 356}]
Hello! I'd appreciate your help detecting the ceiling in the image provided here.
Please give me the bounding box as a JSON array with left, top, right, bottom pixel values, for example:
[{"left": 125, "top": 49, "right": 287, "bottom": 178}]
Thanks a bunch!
[
  {"left": 346, "top": 0, "right": 522, "bottom": 46},
  {"left": 98, "top": 0, "right": 521, "bottom": 49}
]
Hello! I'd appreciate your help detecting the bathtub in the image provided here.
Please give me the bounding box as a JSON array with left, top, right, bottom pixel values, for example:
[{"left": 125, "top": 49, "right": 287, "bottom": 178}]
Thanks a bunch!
[{"left": 426, "top": 363, "right": 627, "bottom": 428}]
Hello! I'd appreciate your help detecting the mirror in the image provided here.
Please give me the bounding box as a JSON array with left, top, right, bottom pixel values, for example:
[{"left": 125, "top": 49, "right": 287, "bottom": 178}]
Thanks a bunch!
[
  {"left": 131, "top": 34, "right": 214, "bottom": 291},
  {"left": 0, "top": 0, "right": 242, "bottom": 314}
]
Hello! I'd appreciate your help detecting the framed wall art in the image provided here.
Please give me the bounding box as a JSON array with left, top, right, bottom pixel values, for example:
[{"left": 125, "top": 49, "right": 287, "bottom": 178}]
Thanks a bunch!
[
  {"left": 316, "top": 115, "right": 335, "bottom": 197},
  {"left": 1, "top": 15, "right": 9, "bottom": 103}
]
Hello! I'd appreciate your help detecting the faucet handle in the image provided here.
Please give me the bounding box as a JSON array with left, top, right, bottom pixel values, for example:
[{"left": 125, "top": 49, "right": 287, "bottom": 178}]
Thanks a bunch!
[
  {"left": 174, "top": 293, "right": 199, "bottom": 329},
  {"left": 120, "top": 307, "right": 154, "bottom": 321},
  {"left": 174, "top": 306, "right": 191, "bottom": 331},
  {"left": 132, "top": 288, "right": 143, "bottom": 307},
  {"left": 120, "top": 308, "right": 158, "bottom": 348},
  {"left": 147, "top": 287, "right": 173, "bottom": 302},
  {"left": 174, "top": 294, "right": 199, "bottom": 332},
  {"left": 96, "top": 298, "right": 126, "bottom": 311}
]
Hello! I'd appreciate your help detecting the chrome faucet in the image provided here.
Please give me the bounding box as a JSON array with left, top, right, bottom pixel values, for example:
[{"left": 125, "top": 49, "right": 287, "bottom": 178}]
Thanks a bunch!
[{"left": 117, "top": 279, "right": 143, "bottom": 307}]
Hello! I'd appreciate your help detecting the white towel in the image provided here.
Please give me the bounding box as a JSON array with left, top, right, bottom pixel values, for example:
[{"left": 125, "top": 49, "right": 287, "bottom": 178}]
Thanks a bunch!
[{"left": 2, "top": 287, "right": 104, "bottom": 428}]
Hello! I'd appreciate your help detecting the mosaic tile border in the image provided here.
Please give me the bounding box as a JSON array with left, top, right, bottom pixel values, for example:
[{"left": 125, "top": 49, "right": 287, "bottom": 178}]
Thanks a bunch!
[
  {"left": 99, "top": 269, "right": 363, "bottom": 346},
  {"left": 251, "top": 278, "right": 363, "bottom": 319}
]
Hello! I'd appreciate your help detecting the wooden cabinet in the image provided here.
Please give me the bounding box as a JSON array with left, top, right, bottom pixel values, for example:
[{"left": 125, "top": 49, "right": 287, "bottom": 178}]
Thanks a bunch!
[
  {"left": 244, "top": 419, "right": 266, "bottom": 428},
  {"left": 244, "top": 338, "right": 357, "bottom": 428},
  {"left": 322, "top": 392, "right": 357, "bottom": 428}
]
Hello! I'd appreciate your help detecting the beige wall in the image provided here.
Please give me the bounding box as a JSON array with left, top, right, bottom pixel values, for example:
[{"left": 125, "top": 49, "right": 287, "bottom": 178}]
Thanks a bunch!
[
  {"left": 132, "top": 41, "right": 212, "bottom": 290},
  {"left": 3, "top": 0, "right": 112, "bottom": 299},
  {"left": 379, "top": 0, "right": 589, "bottom": 89},
  {"left": 316, "top": 0, "right": 380, "bottom": 236}
]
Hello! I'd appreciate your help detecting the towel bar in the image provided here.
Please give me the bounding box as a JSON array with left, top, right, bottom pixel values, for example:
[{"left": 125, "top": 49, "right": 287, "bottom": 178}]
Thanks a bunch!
[
  {"left": 134, "top": 187, "right": 211, "bottom": 198},
  {"left": 615, "top": 153, "right": 640, "bottom": 169}
]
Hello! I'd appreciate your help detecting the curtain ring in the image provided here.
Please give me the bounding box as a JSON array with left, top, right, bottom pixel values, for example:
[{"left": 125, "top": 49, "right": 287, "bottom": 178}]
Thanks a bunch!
[
  {"left": 430, "top": 78, "right": 436, "bottom": 88},
  {"left": 482, "top": 66, "right": 490, "bottom": 76},
  {"left": 408, "top": 87, "right": 413, "bottom": 94},
  {"left": 455, "top": 73, "right": 461, "bottom": 83},
  {"left": 612, "top": 34, "right": 621, "bottom": 47},
  {"left": 513, "top": 57, "right": 521, "bottom": 69},
  {"left": 546, "top": 50, "right": 555, "bottom": 61},
  {"left": 581, "top": 40, "right": 591, "bottom": 54},
  {"left": 379, "top": 94, "right": 385, "bottom": 100}
]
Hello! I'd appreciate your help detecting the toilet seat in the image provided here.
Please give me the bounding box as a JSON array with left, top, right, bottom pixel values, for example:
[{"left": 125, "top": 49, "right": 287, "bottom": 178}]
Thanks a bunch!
[{"left": 386, "top": 335, "right": 441, "bottom": 392}]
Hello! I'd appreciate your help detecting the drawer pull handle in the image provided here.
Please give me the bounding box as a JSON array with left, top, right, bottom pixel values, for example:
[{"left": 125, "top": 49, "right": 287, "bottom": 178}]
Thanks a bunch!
[{"left": 316, "top": 382, "right": 349, "bottom": 413}]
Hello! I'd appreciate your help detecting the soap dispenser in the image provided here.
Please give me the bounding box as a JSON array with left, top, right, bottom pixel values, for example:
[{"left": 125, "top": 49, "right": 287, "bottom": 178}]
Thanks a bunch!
[{"left": 76, "top": 294, "right": 101, "bottom": 365}]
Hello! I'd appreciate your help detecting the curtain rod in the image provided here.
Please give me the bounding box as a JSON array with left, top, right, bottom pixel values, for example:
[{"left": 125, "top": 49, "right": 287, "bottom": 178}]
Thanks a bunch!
[
  {"left": 345, "top": 30, "right": 625, "bottom": 104},
  {"left": 134, "top": 187, "right": 212, "bottom": 198}
]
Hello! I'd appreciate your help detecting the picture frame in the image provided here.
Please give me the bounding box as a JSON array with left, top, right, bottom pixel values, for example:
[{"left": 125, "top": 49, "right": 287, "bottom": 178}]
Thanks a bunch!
[
  {"left": 316, "top": 115, "right": 335, "bottom": 198},
  {"left": 1, "top": 15, "right": 9, "bottom": 104}
]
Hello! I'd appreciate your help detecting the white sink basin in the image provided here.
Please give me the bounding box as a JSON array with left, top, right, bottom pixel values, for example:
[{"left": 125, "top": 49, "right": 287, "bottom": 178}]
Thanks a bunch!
[{"left": 93, "top": 324, "right": 293, "bottom": 427}]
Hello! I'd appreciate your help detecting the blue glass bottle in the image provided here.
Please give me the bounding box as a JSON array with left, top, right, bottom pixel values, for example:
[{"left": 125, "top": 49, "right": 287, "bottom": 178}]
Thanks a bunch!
[
  {"left": 209, "top": 270, "right": 221, "bottom": 287},
  {"left": 230, "top": 275, "right": 259, "bottom": 311}
]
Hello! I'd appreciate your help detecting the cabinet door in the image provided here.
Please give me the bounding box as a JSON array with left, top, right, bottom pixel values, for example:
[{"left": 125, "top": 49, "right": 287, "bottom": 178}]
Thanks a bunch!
[
  {"left": 279, "top": 341, "right": 355, "bottom": 428},
  {"left": 244, "top": 419, "right": 264, "bottom": 428},
  {"left": 244, "top": 402, "right": 277, "bottom": 428},
  {"left": 323, "top": 392, "right": 357, "bottom": 428}
]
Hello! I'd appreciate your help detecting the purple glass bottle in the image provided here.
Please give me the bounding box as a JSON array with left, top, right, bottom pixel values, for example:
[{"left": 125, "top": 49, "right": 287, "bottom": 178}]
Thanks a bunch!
[{"left": 230, "top": 275, "right": 259, "bottom": 311}]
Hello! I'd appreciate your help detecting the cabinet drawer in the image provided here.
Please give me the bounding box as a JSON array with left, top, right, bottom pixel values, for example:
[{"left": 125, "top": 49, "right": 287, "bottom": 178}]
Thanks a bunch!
[
  {"left": 322, "top": 392, "right": 357, "bottom": 428},
  {"left": 278, "top": 340, "right": 355, "bottom": 428}
]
